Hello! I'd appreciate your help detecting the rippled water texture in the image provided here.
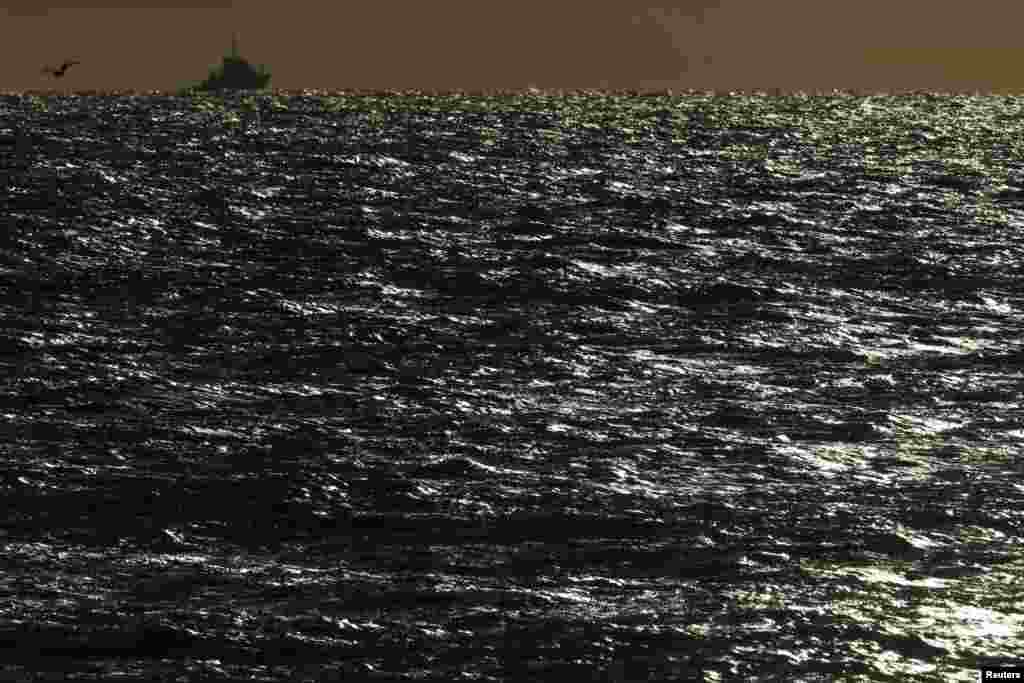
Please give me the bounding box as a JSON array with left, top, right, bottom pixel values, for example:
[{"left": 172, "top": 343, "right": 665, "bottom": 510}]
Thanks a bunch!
[{"left": 1, "top": 90, "right": 1022, "bottom": 681}]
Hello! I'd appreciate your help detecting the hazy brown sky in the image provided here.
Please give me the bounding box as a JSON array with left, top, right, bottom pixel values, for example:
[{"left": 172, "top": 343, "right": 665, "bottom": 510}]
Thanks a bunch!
[{"left": 4, "top": 1, "right": 1024, "bottom": 93}]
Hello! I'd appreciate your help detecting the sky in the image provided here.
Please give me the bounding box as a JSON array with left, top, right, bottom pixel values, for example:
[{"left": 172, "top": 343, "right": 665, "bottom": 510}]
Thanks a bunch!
[{"left": 3, "top": 1, "right": 1024, "bottom": 93}]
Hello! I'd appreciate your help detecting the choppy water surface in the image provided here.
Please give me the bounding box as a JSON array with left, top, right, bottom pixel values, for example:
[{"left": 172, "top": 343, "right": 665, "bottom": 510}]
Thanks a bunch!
[{"left": 1, "top": 90, "right": 1022, "bottom": 681}]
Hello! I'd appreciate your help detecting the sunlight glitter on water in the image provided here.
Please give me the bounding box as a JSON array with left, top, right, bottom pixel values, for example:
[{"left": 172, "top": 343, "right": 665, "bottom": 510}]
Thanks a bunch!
[{"left": 5, "top": 89, "right": 1024, "bottom": 682}]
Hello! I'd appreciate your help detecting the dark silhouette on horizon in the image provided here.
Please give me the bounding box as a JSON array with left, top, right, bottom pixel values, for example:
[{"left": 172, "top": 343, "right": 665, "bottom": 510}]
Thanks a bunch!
[
  {"left": 42, "top": 60, "right": 81, "bottom": 79},
  {"left": 179, "top": 33, "right": 271, "bottom": 93}
]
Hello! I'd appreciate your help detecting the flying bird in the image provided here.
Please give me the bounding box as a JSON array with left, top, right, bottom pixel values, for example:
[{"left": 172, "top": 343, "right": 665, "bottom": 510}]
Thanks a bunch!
[{"left": 42, "top": 60, "right": 81, "bottom": 78}]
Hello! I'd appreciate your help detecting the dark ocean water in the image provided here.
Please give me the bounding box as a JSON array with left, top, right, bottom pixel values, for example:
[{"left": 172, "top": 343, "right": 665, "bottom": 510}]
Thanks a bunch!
[{"left": 1, "top": 90, "right": 1022, "bottom": 681}]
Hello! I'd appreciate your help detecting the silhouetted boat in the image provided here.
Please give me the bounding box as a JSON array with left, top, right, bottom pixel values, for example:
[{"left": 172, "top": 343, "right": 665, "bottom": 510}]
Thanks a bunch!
[{"left": 183, "top": 33, "right": 271, "bottom": 92}]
